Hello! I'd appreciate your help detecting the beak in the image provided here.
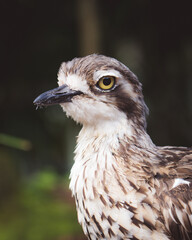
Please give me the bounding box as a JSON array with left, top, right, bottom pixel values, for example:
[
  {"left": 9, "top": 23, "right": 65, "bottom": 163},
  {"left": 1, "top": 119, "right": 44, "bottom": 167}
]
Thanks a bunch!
[{"left": 33, "top": 84, "right": 83, "bottom": 107}]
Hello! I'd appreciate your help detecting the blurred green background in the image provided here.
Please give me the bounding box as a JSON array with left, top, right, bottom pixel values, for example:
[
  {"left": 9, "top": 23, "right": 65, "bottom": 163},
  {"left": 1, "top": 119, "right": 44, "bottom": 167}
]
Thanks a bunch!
[{"left": 0, "top": 0, "right": 192, "bottom": 239}]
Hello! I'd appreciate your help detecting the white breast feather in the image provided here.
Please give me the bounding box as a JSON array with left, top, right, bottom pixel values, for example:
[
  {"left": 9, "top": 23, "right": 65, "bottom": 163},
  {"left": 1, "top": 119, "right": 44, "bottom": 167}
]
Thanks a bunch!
[
  {"left": 171, "top": 178, "right": 190, "bottom": 189},
  {"left": 68, "top": 121, "right": 170, "bottom": 239}
]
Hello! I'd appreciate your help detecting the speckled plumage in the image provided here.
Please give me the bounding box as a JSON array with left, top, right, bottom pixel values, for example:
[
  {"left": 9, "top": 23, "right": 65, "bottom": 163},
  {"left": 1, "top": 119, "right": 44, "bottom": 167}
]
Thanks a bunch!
[{"left": 34, "top": 54, "right": 192, "bottom": 240}]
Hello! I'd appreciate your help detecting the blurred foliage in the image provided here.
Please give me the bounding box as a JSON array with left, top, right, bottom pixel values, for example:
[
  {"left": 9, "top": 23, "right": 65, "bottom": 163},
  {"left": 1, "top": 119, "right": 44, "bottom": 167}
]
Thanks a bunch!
[
  {"left": 0, "top": 133, "right": 32, "bottom": 151},
  {"left": 0, "top": 169, "right": 85, "bottom": 240}
]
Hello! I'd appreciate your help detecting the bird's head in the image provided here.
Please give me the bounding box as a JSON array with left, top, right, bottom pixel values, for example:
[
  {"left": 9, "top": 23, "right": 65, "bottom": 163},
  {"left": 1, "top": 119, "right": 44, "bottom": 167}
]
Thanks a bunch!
[{"left": 34, "top": 54, "right": 148, "bottom": 130}]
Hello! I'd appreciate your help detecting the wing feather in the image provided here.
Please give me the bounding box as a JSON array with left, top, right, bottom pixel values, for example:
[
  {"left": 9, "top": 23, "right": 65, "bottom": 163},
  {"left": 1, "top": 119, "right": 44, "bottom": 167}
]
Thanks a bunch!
[{"left": 156, "top": 146, "right": 192, "bottom": 239}]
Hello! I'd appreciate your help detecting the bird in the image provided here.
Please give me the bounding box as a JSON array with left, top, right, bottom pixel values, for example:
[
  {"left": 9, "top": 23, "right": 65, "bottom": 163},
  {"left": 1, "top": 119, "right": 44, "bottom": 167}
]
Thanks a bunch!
[{"left": 34, "top": 54, "right": 192, "bottom": 240}]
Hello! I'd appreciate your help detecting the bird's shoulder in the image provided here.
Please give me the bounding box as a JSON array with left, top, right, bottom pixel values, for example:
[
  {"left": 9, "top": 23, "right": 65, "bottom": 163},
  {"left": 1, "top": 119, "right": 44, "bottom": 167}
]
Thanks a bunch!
[
  {"left": 153, "top": 146, "right": 192, "bottom": 239},
  {"left": 157, "top": 146, "right": 192, "bottom": 179}
]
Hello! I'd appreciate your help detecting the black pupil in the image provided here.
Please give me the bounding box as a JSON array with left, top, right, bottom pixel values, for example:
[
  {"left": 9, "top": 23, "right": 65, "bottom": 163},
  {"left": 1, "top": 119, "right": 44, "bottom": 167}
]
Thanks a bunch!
[{"left": 103, "top": 77, "right": 112, "bottom": 86}]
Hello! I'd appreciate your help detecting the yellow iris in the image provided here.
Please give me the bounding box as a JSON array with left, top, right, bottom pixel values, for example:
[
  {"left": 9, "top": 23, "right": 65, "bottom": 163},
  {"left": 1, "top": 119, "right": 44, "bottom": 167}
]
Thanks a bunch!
[{"left": 97, "top": 76, "right": 115, "bottom": 90}]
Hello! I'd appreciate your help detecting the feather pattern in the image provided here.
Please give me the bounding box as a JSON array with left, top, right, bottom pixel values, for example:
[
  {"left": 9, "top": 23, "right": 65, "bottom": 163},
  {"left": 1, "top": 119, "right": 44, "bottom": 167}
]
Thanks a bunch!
[{"left": 70, "top": 123, "right": 192, "bottom": 239}]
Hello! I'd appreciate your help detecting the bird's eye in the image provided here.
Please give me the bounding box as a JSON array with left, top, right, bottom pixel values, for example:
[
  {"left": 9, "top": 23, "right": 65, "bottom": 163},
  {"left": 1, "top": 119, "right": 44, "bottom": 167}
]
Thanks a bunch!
[{"left": 97, "top": 76, "right": 115, "bottom": 91}]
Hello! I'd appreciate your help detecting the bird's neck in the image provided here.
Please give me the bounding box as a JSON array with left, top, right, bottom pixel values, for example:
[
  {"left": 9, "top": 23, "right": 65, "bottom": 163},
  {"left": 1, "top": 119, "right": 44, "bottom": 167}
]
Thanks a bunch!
[
  {"left": 69, "top": 118, "right": 156, "bottom": 198},
  {"left": 78, "top": 118, "right": 154, "bottom": 150},
  {"left": 72, "top": 118, "right": 156, "bottom": 179}
]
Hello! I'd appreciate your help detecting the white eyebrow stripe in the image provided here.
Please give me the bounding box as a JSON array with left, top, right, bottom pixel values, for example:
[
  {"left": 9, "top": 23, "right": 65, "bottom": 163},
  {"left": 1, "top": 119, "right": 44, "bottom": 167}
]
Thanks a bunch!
[
  {"left": 171, "top": 178, "right": 190, "bottom": 189},
  {"left": 93, "top": 69, "right": 122, "bottom": 81}
]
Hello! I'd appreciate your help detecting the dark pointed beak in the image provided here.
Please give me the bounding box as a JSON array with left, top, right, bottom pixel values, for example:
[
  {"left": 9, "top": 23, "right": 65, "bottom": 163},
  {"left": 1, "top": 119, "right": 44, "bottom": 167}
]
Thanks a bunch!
[{"left": 33, "top": 85, "right": 83, "bottom": 107}]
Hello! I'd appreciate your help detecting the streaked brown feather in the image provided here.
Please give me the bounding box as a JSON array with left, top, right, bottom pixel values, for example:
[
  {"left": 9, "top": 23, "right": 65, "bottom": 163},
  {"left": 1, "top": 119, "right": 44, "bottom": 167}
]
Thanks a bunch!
[{"left": 153, "top": 147, "right": 192, "bottom": 239}]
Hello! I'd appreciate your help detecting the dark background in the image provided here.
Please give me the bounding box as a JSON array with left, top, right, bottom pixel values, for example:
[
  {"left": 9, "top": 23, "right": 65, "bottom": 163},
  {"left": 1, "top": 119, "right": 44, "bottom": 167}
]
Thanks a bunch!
[{"left": 0, "top": 0, "right": 191, "bottom": 239}]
